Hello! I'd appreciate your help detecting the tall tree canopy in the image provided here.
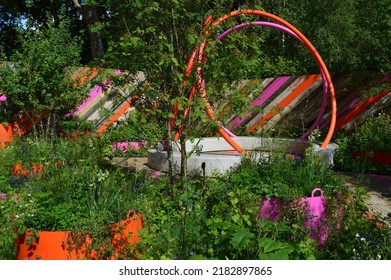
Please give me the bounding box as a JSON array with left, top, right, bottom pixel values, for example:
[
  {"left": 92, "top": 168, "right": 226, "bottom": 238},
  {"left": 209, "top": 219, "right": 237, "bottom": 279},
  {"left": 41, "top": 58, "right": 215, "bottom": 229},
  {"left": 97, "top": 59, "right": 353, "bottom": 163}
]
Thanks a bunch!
[{"left": 1, "top": 0, "right": 389, "bottom": 73}]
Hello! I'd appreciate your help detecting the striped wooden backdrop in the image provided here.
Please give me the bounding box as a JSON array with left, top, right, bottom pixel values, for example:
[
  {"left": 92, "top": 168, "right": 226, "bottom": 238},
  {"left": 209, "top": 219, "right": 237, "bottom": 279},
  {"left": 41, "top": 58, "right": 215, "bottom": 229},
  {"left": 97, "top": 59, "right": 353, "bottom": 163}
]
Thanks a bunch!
[
  {"left": 225, "top": 73, "right": 391, "bottom": 137},
  {"left": 1, "top": 68, "right": 389, "bottom": 148},
  {"left": 69, "top": 68, "right": 147, "bottom": 134}
]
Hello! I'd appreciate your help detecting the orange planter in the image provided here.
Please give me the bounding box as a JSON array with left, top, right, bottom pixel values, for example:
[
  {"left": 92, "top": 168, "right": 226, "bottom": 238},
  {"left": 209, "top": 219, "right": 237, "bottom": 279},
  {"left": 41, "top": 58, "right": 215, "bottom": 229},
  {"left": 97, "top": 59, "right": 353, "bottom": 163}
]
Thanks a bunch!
[
  {"left": 16, "top": 211, "right": 143, "bottom": 260},
  {"left": 0, "top": 123, "right": 14, "bottom": 148},
  {"left": 16, "top": 231, "right": 81, "bottom": 260}
]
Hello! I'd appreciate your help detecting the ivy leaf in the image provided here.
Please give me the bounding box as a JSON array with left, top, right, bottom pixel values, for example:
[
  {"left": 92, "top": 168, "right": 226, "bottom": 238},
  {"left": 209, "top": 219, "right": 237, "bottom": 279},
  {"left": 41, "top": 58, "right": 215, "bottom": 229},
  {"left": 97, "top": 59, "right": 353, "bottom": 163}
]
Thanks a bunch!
[{"left": 231, "top": 228, "right": 255, "bottom": 249}]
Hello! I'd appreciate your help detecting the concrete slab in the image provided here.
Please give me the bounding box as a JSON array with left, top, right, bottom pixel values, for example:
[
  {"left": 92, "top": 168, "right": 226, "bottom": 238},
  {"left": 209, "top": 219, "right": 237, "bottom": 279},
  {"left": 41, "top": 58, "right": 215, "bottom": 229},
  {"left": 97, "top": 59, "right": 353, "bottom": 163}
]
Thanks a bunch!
[{"left": 148, "top": 137, "right": 338, "bottom": 176}]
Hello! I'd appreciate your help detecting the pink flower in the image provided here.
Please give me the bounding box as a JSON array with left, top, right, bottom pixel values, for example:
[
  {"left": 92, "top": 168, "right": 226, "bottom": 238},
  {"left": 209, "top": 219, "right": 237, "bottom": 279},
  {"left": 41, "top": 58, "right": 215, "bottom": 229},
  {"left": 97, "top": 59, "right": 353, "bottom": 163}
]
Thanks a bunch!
[
  {"left": 0, "top": 95, "right": 7, "bottom": 105},
  {"left": 152, "top": 171, "right": 161, "bottom": 179},
  {"left": 0, "top": 193, "right": 7, "bottom": 200}
]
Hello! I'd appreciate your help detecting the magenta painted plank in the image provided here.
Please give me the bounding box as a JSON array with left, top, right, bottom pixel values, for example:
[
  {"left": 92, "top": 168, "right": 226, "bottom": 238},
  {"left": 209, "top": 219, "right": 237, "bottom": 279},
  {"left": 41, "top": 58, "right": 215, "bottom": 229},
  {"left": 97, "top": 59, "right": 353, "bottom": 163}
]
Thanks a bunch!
[
  {"left": 228, "top": 76, "right": 291, "bottom": 130},
  {"left": 379, "top": 74, "right": 391, "bottom": 83},
  {"left": 252, "top": 76, "right": 291, "bottom": 106},
  {"left": 317, "top": 98, "right": 361, "bottom": 132},
  {"left": 68, "top": 70, "right": 122, "bottom": 117},
  {"left": 72, "top": 80, "right": 109, "bottom": 116}
]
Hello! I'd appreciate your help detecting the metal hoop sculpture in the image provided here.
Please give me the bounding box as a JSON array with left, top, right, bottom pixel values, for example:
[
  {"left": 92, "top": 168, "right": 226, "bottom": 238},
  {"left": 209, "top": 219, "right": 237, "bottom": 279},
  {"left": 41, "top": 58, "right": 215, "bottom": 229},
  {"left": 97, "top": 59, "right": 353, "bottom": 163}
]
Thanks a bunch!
[
  {"left": 175, "top": 10, "right": 336, "bottom": 153},
  {"left": 213, "top": 21, "right": 329, "bottom": 142}
]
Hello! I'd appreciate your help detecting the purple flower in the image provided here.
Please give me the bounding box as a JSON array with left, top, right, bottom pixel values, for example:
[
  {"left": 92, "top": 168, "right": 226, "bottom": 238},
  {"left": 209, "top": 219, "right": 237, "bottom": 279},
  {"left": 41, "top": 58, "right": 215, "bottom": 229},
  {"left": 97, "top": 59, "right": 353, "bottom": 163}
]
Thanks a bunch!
[{"left": 0, "top": 193, "right": 7, "bottom": 200}]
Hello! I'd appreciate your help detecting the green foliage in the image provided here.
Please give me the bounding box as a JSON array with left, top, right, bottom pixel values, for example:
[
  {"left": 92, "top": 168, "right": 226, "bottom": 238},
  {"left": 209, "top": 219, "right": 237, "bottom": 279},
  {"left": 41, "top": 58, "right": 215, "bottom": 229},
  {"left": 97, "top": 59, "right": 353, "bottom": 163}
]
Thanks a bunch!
[
  {"left": 60, "top": 117, "right": 95, "bottom": 137},
  {"left": 317, "top": 186, "right": 391, "bottom": 260},
  {"left": 2, "top": 0, "right": 390, "bottom": 73},
  {"left": 1, "top": 132, "right": 390, "bottom": 260},
  {"left": 261, "top": 0, "right": 391, "bottom": 73},
  {"left": 0, "top": 16, "right": 85, "bottom": 139},
  {"left": 131, "top": 150, "right": 364, "bottom": 260},
  {"left": 228, "top": 148, "right": 343, "bottom": 199},
  {"left": 104, "top": 110, "right": 163, "bottom": 144},
  {"left": 333, "top": 112, "right": 391, "bottom": 175},
  {"left": 0, "top": 135, "right": 151, "bottom": 259},
  {"left": 352, "top": 112, "right": 391, "bottom": 154}
]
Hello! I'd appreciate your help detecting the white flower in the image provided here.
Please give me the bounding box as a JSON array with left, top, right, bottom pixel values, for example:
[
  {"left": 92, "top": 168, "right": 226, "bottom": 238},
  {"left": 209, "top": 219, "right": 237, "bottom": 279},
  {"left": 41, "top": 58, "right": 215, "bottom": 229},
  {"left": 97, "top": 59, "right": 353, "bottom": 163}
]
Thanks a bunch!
[
  {"left": 360, "top": 237, "right": 366, "bottom": 242},
  {"left": 355, "top": 233, "right": 360, "bottom": 238},
  {"left": 378, "top": 255, "right": 381, "bottom": 259}
]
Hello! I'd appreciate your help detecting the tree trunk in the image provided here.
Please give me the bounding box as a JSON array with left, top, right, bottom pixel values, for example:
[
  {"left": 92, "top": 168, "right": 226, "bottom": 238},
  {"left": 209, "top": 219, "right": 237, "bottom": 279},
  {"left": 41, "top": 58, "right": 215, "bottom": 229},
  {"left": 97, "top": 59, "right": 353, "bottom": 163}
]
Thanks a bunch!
[
  {"left": 166, "top": 119, "right": 175, "bottom": 186},
  {"left": 72, "top": 1, "right": 105, "bottom": 59},
  {"left": 180, "top": 134, "right": 188, "bottom": 180}
]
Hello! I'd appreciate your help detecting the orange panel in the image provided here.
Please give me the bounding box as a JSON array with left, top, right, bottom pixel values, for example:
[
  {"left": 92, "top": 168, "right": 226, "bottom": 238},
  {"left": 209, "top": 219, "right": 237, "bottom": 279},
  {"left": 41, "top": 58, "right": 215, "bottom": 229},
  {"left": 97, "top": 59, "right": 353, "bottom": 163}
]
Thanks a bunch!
[{"left": 335, "top": 89, "right": 389, "bottom": 130}]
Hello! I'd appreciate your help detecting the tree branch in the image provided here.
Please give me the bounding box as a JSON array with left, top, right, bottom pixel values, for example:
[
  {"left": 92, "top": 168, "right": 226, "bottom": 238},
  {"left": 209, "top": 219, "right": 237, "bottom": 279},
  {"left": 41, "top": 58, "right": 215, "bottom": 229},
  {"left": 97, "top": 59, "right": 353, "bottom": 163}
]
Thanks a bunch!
[{"left": 72, "top": 0, "right": 82, "bottom": 9}]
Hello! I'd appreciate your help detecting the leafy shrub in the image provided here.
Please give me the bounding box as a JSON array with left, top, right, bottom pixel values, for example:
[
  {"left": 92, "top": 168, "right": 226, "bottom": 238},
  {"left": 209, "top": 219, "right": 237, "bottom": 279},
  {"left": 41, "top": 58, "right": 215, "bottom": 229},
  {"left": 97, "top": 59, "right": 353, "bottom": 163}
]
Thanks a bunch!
[
  {"left": 352, "top": 112, "right": 391, "bottom": 154},
  {"left": 0, "top": 18, "right": 86, "bottom": 140},
  {"left": 132, "top": 150, "right": 367, "bottom": 260},
  {"left": 333, "top": 112, "right": 391, "bottom": 175}
]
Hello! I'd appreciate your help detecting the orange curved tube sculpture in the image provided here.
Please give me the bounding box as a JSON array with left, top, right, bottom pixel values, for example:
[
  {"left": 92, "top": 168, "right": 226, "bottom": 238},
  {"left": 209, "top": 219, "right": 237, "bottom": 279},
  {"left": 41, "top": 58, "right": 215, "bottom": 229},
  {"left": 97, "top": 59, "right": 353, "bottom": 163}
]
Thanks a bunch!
[{"left": 179, "top": 10, "right": 337, "bottom": 152}]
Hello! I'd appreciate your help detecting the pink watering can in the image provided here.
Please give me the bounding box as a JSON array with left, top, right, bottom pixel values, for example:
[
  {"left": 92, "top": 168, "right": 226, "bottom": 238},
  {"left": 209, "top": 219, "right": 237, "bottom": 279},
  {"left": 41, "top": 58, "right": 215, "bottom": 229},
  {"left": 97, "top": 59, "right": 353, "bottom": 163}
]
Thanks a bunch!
[{"left": 259, "top": 188, "right": 329, "bottom": 246}]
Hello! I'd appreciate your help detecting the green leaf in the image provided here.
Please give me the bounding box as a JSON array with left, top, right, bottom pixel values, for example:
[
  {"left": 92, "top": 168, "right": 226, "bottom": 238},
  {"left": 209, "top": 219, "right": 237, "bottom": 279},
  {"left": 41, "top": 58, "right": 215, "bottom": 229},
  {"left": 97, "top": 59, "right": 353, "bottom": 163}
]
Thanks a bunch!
[
  {"left": 231, "top": 228, "right": 255, "bottom": 249},
  {"left": 189, "top": 254, "right": 209, "bottom": 260},
  {"left": 259, "top": 237, "right": 294, "bottom": 254},
  {"left": 260, "top": 252, "right": 290, "bottom": 260}
]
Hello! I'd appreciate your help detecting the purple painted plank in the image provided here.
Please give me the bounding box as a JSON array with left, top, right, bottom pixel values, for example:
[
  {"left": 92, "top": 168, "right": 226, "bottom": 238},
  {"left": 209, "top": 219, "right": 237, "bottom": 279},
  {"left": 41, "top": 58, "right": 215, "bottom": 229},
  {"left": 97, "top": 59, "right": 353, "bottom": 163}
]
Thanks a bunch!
[
  {"left": 252, "top": 76, "right": 291, "bottom": 106},
  {"left": 317, "top": 98, "right": 361, "bottom": 132},
  {"left": 368, "top": 174, "right": 391, "bottom": 187},
  {"left": 379, "top": 74, "right": 391, "bottom": 83},
  {"left": 228, "top": 76, "right": 290, "bottom": 130}
]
